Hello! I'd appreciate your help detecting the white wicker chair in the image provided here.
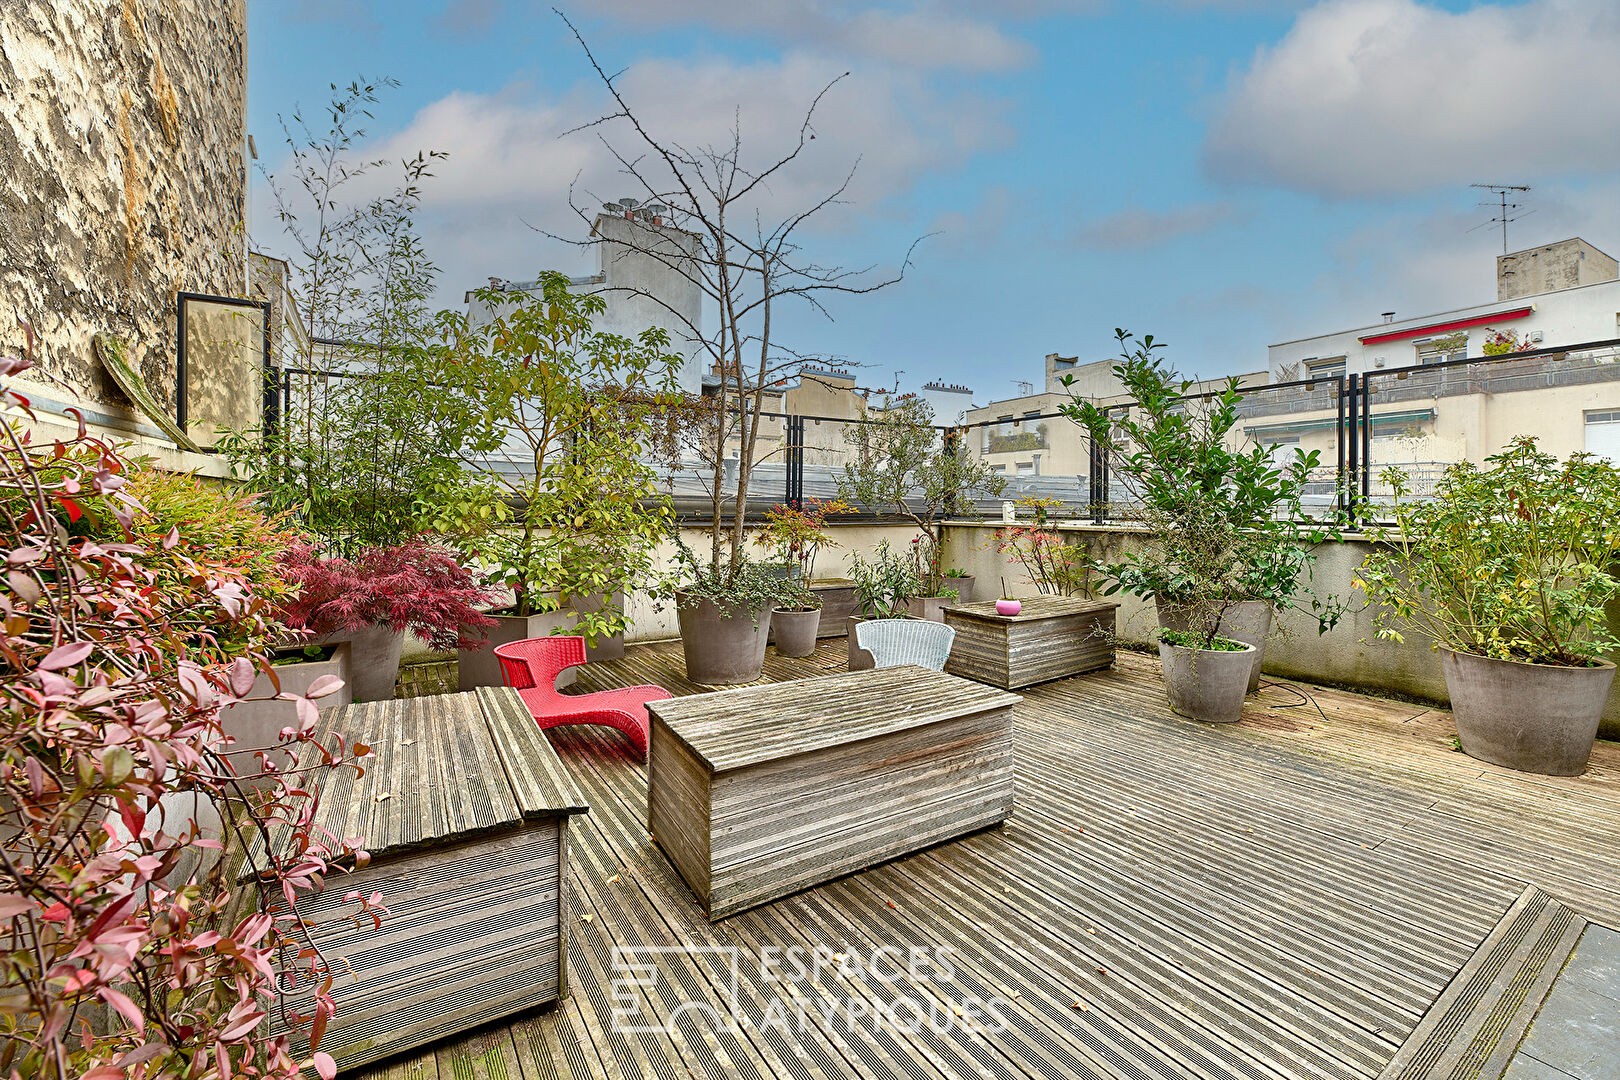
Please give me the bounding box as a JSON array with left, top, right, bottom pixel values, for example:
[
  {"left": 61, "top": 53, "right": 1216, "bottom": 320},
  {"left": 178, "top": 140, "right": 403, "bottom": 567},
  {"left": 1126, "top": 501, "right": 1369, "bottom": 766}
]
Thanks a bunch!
[{"left": 855, "top": 618, "right": 957, "bottom": 671}]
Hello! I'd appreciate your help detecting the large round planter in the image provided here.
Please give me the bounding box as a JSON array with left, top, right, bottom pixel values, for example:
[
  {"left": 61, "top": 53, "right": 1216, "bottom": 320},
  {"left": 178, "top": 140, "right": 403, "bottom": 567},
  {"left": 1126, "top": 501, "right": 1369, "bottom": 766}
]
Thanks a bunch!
[
  {"left": 772, "top": 608, "right": 821, "bottom": 658},
  {"left": 1159, "top": 639, "right": 1257, "bottom": 724},
  {"left": 567, "top": 590, "right": 627, "bottom": 662},
  {"left": 1156, "top": 597, "right": 1272, "bottom": 693},
  {"left": 313, "top": 624, "right": 405, "bottom": 702},
  {"left": 944, "top": 575, "right": 975, "bottom": 604},
  {"left": 1441, "top": 648, "right": 1616, "bottom": 776},
  {"left": 677, "top": 591, "right": 772, "bottom": 685},
  {"left": 459, "top": 610, "right": 579, "bottom": 692}
]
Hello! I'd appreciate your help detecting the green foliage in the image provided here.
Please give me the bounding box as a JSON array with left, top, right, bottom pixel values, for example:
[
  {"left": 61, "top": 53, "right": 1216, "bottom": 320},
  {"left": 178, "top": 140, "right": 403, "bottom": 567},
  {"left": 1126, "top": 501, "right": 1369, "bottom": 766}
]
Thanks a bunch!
[
  {"left": 423, "top": 273, "right": 682, "bottom": 629},
  {"left": 225, "top": 78, "right": 460, "bottom": 554},
  {"left": 670, "top": 532, "right": 799, "bottom": 620},
  {"left": 1157, "top": 628, "right": 1248, "bottom": 652},
  {"left": 1063, "top": 329, "right": 1342, "bottom": 648},
  {"left": 847, "top": 540, "right": 924, "bottom": 618},
  {"left": 1356, "top": 436, "right": 1620, "bottom": 666},
  {"left": 774, "top": 578, "right": 821, "bottom": 612},
  {"left": 837, "top": 397, "right": 1005, "bottom": 594}
]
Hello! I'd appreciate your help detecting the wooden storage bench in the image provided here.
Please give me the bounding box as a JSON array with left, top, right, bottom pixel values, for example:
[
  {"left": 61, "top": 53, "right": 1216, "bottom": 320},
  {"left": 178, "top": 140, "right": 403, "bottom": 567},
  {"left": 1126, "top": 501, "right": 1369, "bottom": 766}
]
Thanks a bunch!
[
  {"left": 944, "top": 595, "right": 1119, "bottom": 689},
  {"left": 247, "top": 686, "right": 587, "bottom": 1073},
  {"left": 647, "top": 666, "right": 1020, "bottom": 920}
]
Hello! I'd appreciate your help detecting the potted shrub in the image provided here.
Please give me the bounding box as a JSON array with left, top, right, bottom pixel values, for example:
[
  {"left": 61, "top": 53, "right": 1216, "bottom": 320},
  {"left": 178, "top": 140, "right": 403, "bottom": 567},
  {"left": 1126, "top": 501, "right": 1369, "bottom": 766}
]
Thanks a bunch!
[
  {"left": 1064, "top": 329, "right": 1341, "bottom": 710},
  {"left": 672, "top": 535, "right": 794, "bottom": 683},
  {"left": 838, "top": 396, "right": 1005, "bottom": 619},
  {"left": 988, "top": 496, "right": 1094, "bottom": 599},
  {"left": 278, "top": 540, "right": 499, "bottom": 701},
  {"left": 846, "top": 541, "right": 921, "bottom": 670},
  {"left": 942, "top": 567, "right": 976, "bottom": 604},
  {"left": 1358, "top": 437, "right": 1620, "bottom": 775},
  {"left": 771, "top": 580, "right": 823, "bottom": 659},
  {"left": 1157, "top": 627, "right": 1257, "bottom": 725},
  {"left": 422, "top": 273, "right": 682, "bottom": 690}
]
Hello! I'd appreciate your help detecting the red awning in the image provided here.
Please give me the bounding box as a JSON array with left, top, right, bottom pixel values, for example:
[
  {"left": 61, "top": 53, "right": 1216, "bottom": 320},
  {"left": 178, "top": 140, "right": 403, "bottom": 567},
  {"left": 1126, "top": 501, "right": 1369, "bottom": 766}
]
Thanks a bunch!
[{"left": 1358, "top": 306, "right": 1533, "bottom": 346}]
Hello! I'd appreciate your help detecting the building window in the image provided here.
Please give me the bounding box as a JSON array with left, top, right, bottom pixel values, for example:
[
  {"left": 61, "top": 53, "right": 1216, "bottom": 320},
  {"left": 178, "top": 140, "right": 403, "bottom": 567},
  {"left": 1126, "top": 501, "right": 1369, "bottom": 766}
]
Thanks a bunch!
[
  {"left": 1305, "top": 357, "right": 1346, "bottom": 381},
  {"left": 1586, "top": 410, "right": 1620, "bottom": 463},
  {"left": 1415, "top": 333, "right": 1466, "bottom": 366}
]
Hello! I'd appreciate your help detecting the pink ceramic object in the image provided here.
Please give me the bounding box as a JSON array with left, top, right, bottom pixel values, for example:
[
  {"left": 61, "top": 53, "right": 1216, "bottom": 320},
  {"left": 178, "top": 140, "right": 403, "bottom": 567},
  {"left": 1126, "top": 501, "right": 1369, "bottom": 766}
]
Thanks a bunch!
[{"left": 995, "top": 599, "right": 1022, "bottom": 616}]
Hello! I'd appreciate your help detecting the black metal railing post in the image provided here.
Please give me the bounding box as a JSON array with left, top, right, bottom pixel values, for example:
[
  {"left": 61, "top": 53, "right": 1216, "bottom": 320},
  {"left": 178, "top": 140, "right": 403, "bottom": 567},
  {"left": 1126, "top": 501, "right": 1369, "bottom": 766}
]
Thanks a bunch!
[
  {"left": 1344, "top": 373, "right": 1360, "bottom": 522},
  {"left": 784, "top": 415, "right": 805, "bottom": 507}
]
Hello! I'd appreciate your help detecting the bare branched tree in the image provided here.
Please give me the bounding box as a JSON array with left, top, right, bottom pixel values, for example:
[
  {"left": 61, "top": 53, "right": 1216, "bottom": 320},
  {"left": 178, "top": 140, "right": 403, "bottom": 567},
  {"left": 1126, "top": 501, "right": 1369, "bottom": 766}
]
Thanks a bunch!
[{"left": 548, "top": 11, "right": 925, "bottom": 584}]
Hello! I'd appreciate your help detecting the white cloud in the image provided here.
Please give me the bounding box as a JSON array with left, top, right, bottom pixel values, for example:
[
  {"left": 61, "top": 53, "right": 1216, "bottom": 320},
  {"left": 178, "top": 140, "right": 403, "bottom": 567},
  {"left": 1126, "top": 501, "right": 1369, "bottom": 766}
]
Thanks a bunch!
[
  {"left": 1071, "top": 201, "right": 1240, "bottom": 249},
  {"left": 574, "top": 1, "right": 1035, "bottom": 71},
  {"left": 1203, "top": 0, "right": 1620, "bottom": 198},
  {"left": 260, "top": 52, "right": 1010, "bottom": 300}
]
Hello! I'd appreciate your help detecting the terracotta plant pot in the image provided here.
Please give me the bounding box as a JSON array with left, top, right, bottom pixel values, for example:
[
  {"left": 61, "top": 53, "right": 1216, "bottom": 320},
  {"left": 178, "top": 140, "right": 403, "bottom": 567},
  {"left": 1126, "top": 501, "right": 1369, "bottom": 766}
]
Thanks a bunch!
[
  {"left": 771, "top": 607, "right": 821, "bottom": 658},
  {"left": 459, "top": 610, "right": 579, "bottom": 692},
  {"left": 678, "top": 591, "right": 772, "bottom": 685},
  {"left": 1159, "top": 638, "right": 1257, "bottom": 724},
  {"left": 1441, "top": 648, "right": 1616, "bottom": 776},
  {"left": 847, "top": 614, "right": 875, "bottom": 671},
  {"left": 313, "top": 624, "right": 405, "bottom": 703},
  {"left": 220, "top": 642, "right": 353, "bottom": 779},
  {"left": 1156, "top": 597, "right": 1272, "bottom": 693},
  {"left": 995, "top": 599, "right": 1022, "bottom": 616}
]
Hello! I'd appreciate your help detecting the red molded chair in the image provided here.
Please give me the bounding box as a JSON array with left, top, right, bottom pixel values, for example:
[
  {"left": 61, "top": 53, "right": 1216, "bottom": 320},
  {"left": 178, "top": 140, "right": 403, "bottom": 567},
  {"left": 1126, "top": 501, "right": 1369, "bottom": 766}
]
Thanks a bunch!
[{"left": 493, "top": 636, "right": 671, "bottom": 760}]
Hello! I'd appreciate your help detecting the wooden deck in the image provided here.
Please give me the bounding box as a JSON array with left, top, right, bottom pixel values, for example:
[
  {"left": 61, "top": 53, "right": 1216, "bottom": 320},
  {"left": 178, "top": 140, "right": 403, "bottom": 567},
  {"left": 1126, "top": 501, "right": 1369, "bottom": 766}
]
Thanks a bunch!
[{"left": 356, "top": 640, "right": 1620, "bottom": 1080}]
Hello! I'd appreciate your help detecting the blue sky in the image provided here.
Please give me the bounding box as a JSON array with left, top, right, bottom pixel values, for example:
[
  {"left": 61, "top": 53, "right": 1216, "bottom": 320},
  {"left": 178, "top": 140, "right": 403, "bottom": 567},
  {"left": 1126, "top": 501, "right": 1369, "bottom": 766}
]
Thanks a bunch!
[{"left": 247, "top": 0, "right": 1620, "bottom": 397}]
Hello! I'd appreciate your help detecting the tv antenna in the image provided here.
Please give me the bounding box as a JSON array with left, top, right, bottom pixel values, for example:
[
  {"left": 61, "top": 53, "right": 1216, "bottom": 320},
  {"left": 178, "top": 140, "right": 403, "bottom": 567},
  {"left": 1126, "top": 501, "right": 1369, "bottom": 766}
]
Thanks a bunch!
[
  {"left": 1469, "top": 183, "right": 1533, "bottom": 255},
  {"left": 1014, "top": 379, "right": 1034, "bottom": 396}
]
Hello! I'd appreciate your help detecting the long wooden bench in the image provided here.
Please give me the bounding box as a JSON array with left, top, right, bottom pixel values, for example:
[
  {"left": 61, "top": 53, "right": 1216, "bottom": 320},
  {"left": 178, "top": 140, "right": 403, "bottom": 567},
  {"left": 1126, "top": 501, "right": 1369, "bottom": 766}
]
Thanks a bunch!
[
  {"left": 647, "top": 666, "right": 1020, "bottom": 920},
  {"left": 245, "top": 686, "right": 587, "bottom": 1073}
]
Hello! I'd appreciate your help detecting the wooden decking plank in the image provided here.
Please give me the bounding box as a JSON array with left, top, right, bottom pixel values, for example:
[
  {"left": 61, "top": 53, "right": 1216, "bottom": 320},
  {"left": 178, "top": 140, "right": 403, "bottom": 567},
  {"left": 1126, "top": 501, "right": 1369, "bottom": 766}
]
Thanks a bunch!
[
  {"left": 1010, "top": 724, "right": 1497, "bottom": 960},
  {"left": 552, "top": 723, "right": 947, "bottom": 1080}
]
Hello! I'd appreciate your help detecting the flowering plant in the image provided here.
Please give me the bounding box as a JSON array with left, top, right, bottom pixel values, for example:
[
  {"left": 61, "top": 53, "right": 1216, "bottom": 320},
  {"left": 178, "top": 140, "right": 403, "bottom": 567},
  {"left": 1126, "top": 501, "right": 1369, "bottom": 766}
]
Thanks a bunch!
[
  {"left": 1481, "top": 328, "right": 1528, "bottom": 356},
  {"left": 277, "top": 541, "right": 500, "bottom": 652},
  {"left": 0, "top": 350, "right": 375, "bottom": 1080},
  {"left": 989, "top": 496, "right": 1093, "bottom": 596},
  {"left": 752, "top": 498, "right": 853, "bottom": 580}
]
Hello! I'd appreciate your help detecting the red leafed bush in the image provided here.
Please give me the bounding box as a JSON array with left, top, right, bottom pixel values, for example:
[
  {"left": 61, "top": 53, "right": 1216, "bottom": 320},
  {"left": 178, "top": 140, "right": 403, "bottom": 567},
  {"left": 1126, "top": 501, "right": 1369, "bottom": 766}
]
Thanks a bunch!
[
  {"left": 276, "top": 540, "right": 499, "bottom": 652},
  {"left": 0, "top": 350, "right": 377, "bottom": 1080}
]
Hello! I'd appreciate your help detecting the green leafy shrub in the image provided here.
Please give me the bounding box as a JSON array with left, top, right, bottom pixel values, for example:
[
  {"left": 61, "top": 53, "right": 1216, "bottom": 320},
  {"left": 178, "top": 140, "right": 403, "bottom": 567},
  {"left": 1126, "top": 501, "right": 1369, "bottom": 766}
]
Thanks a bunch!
[{"left": 1357, "top": 436, "right": 1620, "bottom": 666}]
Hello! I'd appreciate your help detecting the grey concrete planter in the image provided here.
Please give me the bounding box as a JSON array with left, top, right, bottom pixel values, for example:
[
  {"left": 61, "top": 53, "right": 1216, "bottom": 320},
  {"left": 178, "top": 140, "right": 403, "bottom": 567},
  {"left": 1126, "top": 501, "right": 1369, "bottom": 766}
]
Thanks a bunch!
[
  {"left": 459, "top": 610, "right": 578, "bottom": 692},
  {"left": 1159, "top": 639, "right": 1257, "bottom": 724},
  {"left": 312, "top": 624, "right": 404, "bottom": 703},
  {"left": 677, "top": 591, "right": 772, "bottom": 685},
  {"left": 847, "top": 614, "right": 874, "bottom": 671},
  {"left": 942, "top": 575, "right": 975, "bottom": 604},
  {"left": 906, "top": 596, "right": 953, "bottom": 623},
  {"left": 220, "top": 642, "right": 353, "bottom": 778},
  {"left": 1156, "top": 597, "right": 1272, "bottom": 693},
  {"left": 771, "top": 607, "right": 821, "bottom": 658},
  {"left": 809, "top": 581, "right": 857, "bottom": 638},
  {"left": 1441, "top": 648, "right": 1617, "bottom": 776},
  {"left": 568, "top": 590, "right": 627, "bottom": 662}
]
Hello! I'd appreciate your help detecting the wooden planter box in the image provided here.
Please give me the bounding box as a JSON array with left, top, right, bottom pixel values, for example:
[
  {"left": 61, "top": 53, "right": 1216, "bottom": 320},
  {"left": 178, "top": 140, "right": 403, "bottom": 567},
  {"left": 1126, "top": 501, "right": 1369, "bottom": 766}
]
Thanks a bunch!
[
  {"left": 810, "top": 580, "right": 856, "bottom": 637},
  {"left": 647, "top": 666, "right": 1020, "bottom": 920},
  {"left": 247, "top": 686, "right": 588, "bottom": 1074},
  {"left": 944, "top": 596, "right": 1120, "bottom": 689}
]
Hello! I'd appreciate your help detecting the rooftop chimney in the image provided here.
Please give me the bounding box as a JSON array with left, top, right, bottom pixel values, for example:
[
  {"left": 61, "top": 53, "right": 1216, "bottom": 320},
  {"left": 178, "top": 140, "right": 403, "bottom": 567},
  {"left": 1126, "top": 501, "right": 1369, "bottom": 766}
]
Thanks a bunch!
[{"left": 1497, "top": 238, "right": 1619, "bottom": 301}]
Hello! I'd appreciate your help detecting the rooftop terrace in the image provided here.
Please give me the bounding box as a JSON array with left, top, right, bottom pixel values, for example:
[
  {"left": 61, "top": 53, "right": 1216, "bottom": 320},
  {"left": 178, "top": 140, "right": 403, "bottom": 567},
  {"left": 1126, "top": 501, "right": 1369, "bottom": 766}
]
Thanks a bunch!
[{"left": 357, "top": 639, "right": 1620, "bottom": 1080}]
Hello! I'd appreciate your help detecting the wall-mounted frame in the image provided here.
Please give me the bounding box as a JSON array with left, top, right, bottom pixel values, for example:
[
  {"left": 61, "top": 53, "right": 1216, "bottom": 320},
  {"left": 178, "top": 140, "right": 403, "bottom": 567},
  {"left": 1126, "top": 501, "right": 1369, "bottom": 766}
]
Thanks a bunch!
[{"left": 175, "top": 292, "right": 276, "bottom": 450}]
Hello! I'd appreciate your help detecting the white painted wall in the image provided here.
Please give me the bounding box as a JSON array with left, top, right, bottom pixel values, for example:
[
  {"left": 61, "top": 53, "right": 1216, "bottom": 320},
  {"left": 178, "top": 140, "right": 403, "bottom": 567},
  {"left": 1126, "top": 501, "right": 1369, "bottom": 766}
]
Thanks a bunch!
[{"left": 1269, "top": 277, "right": 1620, "bottom": 381}]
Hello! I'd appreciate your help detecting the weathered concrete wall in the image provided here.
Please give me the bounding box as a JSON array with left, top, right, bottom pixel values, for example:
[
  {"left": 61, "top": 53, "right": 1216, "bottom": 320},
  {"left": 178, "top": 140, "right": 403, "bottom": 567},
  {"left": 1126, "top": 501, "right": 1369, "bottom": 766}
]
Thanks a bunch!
[
  {"left": 941, "top": 521, "right": 1620, "bottom": 740},
  {"left": 0, "top": 0, "right": 247, "bottom": 415}
]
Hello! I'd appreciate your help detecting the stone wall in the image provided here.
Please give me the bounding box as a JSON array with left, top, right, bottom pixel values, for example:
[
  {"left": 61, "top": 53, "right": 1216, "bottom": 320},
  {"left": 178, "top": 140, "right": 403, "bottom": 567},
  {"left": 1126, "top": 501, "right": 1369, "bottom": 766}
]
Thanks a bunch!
[{"left": 0, "top": 0, "right": 247, "bottom": 416}]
